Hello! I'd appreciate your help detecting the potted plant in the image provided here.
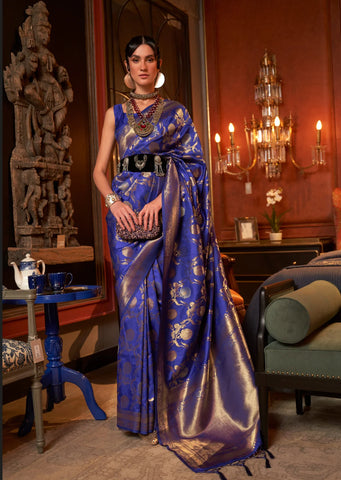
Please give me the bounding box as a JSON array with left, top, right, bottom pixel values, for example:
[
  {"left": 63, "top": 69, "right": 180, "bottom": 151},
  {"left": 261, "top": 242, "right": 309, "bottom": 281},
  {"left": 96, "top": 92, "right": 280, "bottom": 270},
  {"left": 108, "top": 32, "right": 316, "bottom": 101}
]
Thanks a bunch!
[{"left": 263, "top": 188, "right": 287, "bottom": 241}]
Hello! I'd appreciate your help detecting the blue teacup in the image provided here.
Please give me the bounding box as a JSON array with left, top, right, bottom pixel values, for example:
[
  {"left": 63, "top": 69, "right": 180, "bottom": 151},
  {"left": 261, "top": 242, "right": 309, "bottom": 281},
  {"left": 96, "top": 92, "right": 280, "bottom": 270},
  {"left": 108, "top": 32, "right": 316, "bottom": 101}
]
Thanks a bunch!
[
  {"left": 28, "top": 274, "right": 46, "bottom": 294},
  {"left": 48, "top": 272, "right": 73, "bottom": 293}
]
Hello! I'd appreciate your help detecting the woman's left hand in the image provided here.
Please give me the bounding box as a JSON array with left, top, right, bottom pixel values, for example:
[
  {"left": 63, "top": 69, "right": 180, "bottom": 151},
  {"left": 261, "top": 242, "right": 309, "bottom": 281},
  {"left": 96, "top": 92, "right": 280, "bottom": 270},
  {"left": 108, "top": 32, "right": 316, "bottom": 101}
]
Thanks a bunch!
[{"left": 138, "top": 194, "right": 162, "bottom": 230}]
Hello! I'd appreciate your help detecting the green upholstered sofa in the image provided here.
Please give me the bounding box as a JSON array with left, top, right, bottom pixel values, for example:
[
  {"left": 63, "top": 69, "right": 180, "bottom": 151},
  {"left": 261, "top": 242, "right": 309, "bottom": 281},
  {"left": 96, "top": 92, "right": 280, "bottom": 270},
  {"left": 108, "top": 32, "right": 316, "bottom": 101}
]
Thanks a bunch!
[{"left": 255, "top": 279, "right": 341, "bottom": 448}]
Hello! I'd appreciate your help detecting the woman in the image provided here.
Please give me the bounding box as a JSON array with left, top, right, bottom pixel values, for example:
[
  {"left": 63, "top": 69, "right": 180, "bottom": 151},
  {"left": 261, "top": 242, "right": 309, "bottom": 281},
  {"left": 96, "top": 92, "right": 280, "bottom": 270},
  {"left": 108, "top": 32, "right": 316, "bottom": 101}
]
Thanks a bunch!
[{"left": 93, "top": 35, "right": 263, "bottom": 476}]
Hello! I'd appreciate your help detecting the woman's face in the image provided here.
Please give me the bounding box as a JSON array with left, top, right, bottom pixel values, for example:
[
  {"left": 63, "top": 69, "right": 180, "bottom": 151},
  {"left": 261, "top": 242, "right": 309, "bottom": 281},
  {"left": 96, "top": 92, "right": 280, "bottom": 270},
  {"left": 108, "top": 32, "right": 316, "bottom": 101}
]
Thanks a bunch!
[{"left": 126, "top": 44, "right": 160, "bottom": 90}]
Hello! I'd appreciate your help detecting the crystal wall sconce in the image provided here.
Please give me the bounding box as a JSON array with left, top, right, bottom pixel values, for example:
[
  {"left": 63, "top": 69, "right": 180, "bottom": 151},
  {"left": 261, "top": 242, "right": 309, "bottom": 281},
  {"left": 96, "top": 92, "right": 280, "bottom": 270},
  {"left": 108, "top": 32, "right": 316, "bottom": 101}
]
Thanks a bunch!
[{"left": 214, "top": 50, "right": 326, "bottom": 183}]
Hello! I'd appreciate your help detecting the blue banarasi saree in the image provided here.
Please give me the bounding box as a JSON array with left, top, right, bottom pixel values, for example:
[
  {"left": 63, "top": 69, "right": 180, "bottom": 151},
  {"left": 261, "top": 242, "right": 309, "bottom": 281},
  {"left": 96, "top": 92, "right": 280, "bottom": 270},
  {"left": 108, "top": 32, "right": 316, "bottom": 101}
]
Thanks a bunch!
[{"left": 106, "top": 99, "right": 262, "bottom": 473}]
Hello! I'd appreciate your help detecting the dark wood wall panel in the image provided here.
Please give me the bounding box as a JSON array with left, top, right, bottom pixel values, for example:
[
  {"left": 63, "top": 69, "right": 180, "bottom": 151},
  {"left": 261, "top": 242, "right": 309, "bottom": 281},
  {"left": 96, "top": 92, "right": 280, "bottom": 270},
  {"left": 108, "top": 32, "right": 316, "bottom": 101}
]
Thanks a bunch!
[{"left": 2, "top": 0, "right": 97, "bottom": 288}]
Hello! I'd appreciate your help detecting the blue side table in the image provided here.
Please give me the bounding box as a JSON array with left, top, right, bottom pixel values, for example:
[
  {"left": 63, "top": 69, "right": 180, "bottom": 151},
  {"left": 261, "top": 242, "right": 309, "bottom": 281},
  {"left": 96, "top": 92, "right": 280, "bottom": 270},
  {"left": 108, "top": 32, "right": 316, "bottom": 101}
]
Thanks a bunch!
[{"left": 4, "top": 285, "right": 106, "bottom": 432}]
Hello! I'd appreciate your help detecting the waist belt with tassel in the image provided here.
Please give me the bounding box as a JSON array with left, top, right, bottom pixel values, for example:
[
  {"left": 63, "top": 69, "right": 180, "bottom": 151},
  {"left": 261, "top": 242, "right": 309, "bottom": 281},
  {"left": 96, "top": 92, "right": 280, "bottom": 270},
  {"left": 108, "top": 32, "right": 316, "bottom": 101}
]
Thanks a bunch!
[{"left": 118, "top": 154, "right": 169, "bottom": 177}]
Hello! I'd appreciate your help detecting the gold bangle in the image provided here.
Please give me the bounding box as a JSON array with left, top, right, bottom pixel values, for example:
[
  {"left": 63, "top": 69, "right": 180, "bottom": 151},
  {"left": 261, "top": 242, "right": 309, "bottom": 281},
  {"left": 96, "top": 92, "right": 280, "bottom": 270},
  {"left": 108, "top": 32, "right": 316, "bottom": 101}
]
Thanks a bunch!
[{"left": 105, "top": 192, "right": 120, "bottom": 208}]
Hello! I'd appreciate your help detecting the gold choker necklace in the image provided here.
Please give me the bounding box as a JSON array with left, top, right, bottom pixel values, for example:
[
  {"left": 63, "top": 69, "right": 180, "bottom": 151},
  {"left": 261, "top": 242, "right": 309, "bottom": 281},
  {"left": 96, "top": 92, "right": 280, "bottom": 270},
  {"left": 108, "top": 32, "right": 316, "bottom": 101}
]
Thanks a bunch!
[
  {"left": 130, "top": 91, "right": 158, "bottom": 100},
  {"left": 126, "top": 95, "right": 164, "bottom": 137}
]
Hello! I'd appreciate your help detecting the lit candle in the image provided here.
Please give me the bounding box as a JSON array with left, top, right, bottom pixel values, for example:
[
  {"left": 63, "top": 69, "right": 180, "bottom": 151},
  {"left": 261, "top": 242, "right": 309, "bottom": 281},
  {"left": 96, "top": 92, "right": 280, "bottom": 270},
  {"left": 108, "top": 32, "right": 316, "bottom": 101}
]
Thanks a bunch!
[
  {"left": 274, "top": 116, "right": 280, "bottom": 141},
  {"left": 228, "top": 123, "right": 235, "bottom": 146},
  {"left": 214, "top": 133, "right": 222, "bottom": 158},
  {"left": 316, "top": 120, "right": 322, "bottom": 145}
]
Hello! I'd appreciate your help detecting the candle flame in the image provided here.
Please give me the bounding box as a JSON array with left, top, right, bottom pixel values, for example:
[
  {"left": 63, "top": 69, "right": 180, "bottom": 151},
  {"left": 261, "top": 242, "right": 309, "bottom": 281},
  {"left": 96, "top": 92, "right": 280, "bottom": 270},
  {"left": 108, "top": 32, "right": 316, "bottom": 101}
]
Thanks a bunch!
[
  {"left": 228, "top": 123, "right": 235, "bottom": 133},
  {"left": 316, "top": 120, "right": 322, "bottom": 131},
  {"left": 274, "top": 116, "right": 280, "bottom": 127},
  {"left": 215, "top": 133, "right": 221, "bottom": 143}
]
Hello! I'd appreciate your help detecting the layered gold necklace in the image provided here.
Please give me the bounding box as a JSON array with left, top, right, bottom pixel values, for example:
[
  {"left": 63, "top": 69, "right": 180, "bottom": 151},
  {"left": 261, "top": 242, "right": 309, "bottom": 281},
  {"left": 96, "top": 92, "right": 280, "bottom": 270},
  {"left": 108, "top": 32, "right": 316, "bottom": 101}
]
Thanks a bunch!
[{"left": 126, "top": 93, "right": 164, "bottom": 137}]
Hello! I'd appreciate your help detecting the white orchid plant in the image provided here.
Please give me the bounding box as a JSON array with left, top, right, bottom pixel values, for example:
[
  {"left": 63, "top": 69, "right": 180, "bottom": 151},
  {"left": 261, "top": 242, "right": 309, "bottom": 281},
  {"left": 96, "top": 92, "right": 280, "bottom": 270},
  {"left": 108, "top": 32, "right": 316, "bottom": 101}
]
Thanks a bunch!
[{"left": 263, "top": 188, "right": 287, "bottom": 233}]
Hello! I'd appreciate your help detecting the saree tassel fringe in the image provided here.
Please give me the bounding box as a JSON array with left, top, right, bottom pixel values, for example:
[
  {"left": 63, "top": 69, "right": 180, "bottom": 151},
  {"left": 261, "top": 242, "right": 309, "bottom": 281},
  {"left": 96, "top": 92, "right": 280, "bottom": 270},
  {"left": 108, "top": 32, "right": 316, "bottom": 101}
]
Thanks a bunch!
[
  {"left": 215, "top": 460, "right": 254, "bottom": 479},
  {"left": 265, "top": 449, "right": 275, "bottom": 459},
  {"left": 254, "top": 448, "right": 274, "bottom": 469},
  {"left": 264, "top": 449, "right": 274, "bottom": 468},
  {"left": 216, "top": 470, "right": 228, "bottom": 480},
  {"left": 243, "top": 463, "right": 253, "bottom": 476}
]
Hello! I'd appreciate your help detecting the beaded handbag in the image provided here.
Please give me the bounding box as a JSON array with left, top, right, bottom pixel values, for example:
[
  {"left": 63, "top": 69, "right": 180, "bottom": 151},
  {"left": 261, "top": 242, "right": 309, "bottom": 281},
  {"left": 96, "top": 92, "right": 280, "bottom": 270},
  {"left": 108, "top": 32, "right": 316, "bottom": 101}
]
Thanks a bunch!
[{"left": 116, "top": 213, "right": 162, "bottom": 242}]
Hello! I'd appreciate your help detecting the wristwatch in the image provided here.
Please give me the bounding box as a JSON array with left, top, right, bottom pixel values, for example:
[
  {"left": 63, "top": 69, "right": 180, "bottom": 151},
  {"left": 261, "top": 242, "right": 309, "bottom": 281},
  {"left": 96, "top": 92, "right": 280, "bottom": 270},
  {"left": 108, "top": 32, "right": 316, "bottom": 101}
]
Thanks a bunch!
[{"left": 105, "top": 192, "right": 120, "bottom": 208}]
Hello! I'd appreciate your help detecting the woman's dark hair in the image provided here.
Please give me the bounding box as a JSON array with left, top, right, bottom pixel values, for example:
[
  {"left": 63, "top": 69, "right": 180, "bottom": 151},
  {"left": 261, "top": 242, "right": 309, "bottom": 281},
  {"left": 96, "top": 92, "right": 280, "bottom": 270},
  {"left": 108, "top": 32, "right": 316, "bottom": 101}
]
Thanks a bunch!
[{"left": 125, "top": 35, "right": 160, "bottom": 69}]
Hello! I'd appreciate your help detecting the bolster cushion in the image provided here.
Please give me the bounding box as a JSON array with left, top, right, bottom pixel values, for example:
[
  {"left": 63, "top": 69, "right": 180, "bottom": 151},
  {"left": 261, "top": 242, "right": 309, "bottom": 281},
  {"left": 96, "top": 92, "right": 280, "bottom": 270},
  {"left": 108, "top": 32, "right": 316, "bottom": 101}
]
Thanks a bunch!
[{"left": 264, "top": 280, "right": 341, "bottom": 344}]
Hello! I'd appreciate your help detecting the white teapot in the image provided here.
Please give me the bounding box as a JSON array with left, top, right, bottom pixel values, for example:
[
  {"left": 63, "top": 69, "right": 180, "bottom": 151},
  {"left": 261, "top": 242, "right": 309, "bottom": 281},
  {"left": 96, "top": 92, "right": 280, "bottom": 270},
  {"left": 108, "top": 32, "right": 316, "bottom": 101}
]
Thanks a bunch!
[{"left": 10, "top": 253, "right": 46, "bottom": 290}]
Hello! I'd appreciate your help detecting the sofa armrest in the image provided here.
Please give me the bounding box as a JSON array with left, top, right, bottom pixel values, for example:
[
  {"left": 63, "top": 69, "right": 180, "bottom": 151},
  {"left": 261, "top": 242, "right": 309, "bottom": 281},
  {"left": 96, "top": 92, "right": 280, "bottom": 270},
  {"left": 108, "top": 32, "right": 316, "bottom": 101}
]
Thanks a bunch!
[{"left": 230, "top": 289, "right": 246, "bottom": 323}]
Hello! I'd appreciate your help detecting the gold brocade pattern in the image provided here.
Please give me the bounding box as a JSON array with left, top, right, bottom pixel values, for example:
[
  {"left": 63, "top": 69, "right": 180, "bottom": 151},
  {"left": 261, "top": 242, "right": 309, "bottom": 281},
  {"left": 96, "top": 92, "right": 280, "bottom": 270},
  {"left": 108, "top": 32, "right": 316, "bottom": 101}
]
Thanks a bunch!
[{"left": 106, "top": 100, "right": 261, "bottom": 472}]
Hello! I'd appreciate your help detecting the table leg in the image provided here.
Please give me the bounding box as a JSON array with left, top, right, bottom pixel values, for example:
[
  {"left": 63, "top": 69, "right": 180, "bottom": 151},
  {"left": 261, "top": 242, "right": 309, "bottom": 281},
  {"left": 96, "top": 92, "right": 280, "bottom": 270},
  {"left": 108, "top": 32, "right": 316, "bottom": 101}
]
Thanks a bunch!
[
  {"left": 61, "top": 366, "right": 106, "bottom": 419},
  {"left": 40, "top": 369, "right": 56, "bottom": 411},
  {"left": 43, "top": 303, "right": 66, "bottom": 408},
  {"left": 42, "top": 302, "right": 106, "bottom": 419}
]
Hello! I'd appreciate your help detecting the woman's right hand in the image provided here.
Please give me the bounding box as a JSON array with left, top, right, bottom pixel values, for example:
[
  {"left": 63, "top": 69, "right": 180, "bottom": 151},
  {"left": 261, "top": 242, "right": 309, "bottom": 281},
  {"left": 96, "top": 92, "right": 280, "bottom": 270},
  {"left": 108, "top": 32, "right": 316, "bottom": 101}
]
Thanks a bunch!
[{"left": 110, "top": 201, "right": 138, "bottom": 232}]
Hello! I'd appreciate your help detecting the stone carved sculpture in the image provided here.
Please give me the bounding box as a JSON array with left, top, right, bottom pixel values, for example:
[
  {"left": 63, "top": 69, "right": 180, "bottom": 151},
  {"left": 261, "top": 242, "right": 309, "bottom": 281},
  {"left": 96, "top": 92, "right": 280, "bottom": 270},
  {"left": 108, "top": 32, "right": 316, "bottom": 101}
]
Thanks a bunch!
[{"left": 3, "top": 1, "right": 79, "bottom": 248}]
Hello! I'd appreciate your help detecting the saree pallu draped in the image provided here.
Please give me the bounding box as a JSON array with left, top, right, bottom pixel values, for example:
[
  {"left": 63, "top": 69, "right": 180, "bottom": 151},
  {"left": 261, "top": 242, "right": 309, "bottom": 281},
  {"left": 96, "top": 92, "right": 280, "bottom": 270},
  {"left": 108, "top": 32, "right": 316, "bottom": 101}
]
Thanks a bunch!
[{"left": 106, "top": 100, "right": 262, "bottom": 473}]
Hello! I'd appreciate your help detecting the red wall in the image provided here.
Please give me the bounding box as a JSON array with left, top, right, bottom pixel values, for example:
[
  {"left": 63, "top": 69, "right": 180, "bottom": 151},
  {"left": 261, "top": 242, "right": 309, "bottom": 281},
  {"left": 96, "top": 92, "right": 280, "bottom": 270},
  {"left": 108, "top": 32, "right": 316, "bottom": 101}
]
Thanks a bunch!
[
  {"left": 5, "top": 0, "right": 340, "bottom": 337},
  {"left": 204, "top": 0, "right": 341, "bottom": 240}
]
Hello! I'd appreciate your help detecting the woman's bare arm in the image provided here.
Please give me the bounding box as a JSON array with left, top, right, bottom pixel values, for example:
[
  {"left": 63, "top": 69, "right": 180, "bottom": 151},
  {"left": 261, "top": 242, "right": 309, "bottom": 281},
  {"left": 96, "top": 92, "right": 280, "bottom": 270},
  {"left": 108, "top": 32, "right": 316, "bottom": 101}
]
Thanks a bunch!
[{"left": 93, "top": 107, "right": 137, "bottom": 231}]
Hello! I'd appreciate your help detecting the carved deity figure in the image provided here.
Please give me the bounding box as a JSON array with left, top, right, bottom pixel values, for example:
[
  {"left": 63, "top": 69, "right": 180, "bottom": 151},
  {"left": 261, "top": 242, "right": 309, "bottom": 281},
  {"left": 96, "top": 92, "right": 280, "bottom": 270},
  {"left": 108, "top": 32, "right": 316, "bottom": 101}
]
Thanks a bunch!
[
  {"left": 58, "top": 174, "right": 74, "bottom": 227},
  {"left": 4, "top": 1, "right": 79, "bottom": 248},
  {"left": 21, "top": 168, "right": 48, "bottom": 226}
]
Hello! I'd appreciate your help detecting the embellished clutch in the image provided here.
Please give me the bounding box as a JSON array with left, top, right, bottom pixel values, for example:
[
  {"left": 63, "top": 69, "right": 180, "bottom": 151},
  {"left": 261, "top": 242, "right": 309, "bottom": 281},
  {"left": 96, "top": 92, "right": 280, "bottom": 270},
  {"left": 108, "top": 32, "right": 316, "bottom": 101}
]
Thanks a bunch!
[{"left": 116, "top": 214, "right": 162, "bottom": 242}]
